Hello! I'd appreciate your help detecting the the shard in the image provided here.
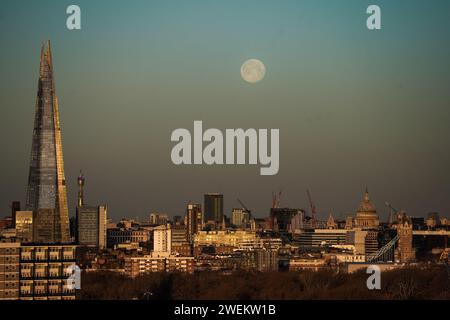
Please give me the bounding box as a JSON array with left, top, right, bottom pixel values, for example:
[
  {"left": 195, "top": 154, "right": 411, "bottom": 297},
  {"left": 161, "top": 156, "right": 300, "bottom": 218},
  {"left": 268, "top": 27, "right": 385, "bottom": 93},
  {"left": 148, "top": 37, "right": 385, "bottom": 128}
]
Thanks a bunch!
[{"left": 25, "top": 41, "right": 70, "bottom": 243}]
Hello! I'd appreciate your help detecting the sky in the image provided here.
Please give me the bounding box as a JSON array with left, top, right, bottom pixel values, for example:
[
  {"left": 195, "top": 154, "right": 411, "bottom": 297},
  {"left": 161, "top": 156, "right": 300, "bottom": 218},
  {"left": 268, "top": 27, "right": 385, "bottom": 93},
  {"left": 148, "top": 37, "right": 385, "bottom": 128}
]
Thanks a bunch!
[{"left": 0, "top": 0, "right": 449, "bottom": 222}]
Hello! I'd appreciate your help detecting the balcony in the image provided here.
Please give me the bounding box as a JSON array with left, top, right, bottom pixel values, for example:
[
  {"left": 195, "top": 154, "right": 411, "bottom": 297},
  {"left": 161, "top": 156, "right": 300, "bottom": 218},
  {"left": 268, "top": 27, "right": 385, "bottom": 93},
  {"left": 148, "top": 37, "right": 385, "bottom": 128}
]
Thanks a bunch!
[
  {"left": 61, "top": 290, "right": 76, "bottom": 296},
  {"left": 49, "top": 255, "right": 61, "bottom": 261},
  {"left": 20, "top": 273, "right": 33, "bottom": 279},
  {"left": 20, "top": 254, "right": 33, "bottom": 262},
  {"left": 48, "top": 290, "right": 61, "bottom": 295},
  {"left": 63, "top": 255, "right": 75, "bottom": 261},
  {"left": 35, "top": 255, "right": 48, "bottom": 262},
  {"left": 34, "top": 273, "right": 47, "bottom": 279},
  {"left": 49, "top": 272, "right": 62, "bottom": 279}
]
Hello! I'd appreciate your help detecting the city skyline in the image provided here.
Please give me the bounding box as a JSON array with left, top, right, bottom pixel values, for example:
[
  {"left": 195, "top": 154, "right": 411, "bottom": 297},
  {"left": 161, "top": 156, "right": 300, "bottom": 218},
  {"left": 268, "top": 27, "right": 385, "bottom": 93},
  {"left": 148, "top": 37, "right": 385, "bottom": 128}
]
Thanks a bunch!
[{"left": 1, "top": 1, "right": 450, "bottom": 221}]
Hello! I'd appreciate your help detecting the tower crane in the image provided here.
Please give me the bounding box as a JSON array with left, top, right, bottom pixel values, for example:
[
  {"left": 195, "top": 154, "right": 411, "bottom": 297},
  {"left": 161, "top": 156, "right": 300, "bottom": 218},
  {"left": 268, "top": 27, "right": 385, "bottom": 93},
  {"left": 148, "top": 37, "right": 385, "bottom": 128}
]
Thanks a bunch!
[
  {"left": 307, "top": 189, "right": 317, "bottom": 228},
  {"left": 237, "top": 198, "right": 252, "bottom": 217},
  {"left": 385, "top": 202, "right": 399, "bottom": 224},
  {"left": 271, "top": 190, "right": 282, "bottom": 209}
]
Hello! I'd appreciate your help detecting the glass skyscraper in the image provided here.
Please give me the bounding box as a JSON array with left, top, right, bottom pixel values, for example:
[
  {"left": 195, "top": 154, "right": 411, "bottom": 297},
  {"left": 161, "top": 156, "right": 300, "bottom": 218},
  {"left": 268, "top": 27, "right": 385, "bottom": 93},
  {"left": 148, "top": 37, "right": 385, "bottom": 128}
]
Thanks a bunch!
[
  {"left": 25, "top": 41, "right": 70, "bottom": 243},
  {"left": 204, "top": 193, "right": 224, "bottom": 223}
]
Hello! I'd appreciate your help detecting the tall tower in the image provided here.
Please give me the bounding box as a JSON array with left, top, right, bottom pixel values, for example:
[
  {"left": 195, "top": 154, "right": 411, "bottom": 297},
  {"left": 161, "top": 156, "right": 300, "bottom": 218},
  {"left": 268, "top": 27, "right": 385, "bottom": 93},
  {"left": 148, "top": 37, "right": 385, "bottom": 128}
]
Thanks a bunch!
[
  {"left": 204, "top": 193, "right": 223, "bottom": 224},
  {"left": 396, "top": 211, "right": 415, "bottom": 263},
  {"left": 25, "top": 41, "right": 71, "bottom": 243},
  {"left": 186, "top": 203, "right": 202, "bottom": 243},
  {"left": 77, "top": 171, "right": 85, "bottom": 207}
]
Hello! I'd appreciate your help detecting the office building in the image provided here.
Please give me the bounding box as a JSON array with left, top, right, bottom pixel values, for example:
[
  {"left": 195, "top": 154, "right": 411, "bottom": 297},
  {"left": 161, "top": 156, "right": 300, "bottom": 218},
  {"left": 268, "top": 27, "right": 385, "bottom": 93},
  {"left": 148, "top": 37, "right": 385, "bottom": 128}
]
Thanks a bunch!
[
  {"left": 77, "top": 206, "right": 107, "bottom": 249},
  {"left": 270, "top": 208, "right": 303, "bottom": 232},
  {"left": 346, "top": 229, "right": 379, "bottom": 256},
  {"left": 171, "top": 225, "right": 190, "bottom": 256},
  {"left": 107, "top": 228, "right": 150, "bottom": 248},
  {"left": 25, "top": 41, "right": 70, "bottom": 243},
  {"left": 76, "top": 172, "right": 107, "bottom": 249},
  {"left": 294, "top": 229, "right": 348, "bottom": 247},
  {"left": 194, "top": 230, "right": 258, "bottom": 248},
  {"left": 186, "top": 203, "right": 202, "bottom": 243},
  {"left": 231, "top": 208, "right": 250, "bottom": 228},
  {"left": 204, "top": 193, "right": 223, "bottom": 223},
  {"left": 15, "top": 211, "right": 33, "bottom": 243},
  {"left": 149, "top": 213, "right": 169, "bottom": 225},
  {"left": 290, "top": 210, "right": 304, "bottom": 233}
]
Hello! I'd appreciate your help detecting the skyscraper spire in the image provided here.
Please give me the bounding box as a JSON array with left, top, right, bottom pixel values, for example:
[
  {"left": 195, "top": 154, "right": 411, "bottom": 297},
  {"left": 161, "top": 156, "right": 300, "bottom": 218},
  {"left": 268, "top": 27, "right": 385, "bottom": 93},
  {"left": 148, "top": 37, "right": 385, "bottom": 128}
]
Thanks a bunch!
[{"left": 26, "top": 41, "right": 70, "bottom": 243}]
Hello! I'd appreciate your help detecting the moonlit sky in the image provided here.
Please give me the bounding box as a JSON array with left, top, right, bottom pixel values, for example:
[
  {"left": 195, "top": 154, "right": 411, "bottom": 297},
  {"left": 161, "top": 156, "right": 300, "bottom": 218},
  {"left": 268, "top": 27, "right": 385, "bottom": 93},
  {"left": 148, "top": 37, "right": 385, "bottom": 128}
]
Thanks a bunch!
[{"left": 0, "top": 0, "right": 449, "bottom": 222}]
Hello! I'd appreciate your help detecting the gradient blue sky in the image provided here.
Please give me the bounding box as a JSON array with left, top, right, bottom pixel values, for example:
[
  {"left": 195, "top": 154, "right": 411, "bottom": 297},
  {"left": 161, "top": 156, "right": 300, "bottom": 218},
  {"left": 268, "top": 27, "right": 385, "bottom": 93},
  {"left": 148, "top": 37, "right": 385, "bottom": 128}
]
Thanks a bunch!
[{"left": 1, "top": 0, "right": 449, "bottom": 221}]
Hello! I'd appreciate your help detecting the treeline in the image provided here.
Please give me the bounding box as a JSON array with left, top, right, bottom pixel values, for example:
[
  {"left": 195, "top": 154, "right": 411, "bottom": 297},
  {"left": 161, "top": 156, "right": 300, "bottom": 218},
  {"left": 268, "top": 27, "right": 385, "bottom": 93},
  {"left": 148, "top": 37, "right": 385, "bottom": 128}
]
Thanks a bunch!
[{"left": 80, "top": 267, "right": 450, "bottom": 300}]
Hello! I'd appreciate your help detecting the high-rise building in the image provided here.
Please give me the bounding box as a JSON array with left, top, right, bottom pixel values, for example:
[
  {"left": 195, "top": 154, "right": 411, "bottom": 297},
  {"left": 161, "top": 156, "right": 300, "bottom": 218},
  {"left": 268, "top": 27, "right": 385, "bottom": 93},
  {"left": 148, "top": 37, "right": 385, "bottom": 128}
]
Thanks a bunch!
[
  {"left": 290, "top": 210, "right": 304, "bottom": 233},
  {"left": 77, "top": 206, "right": 107, "bottom": 249},
  {"left": 204, "top": 193, "right": 223, "bottom": 223},
  {"left": 186, "top": 203, "right": 202, "bottom": 243},
  {"left": 232, "top": 208, "right": 249, "bottom": 227},
  {"left": 171, "top": 225, "right": 188, "bottom": 246},
  {"left": 270, "top": 208, "right": 302, "bottom": 232},
  {"left": 149, "top": 213, "right": 169, "bottom": 225},
  {"left": 25, "top": 41, "right": 70, "bottom": 243},
  {"left": 75, "top": 172, "right": 107, "bottom": 249},
  {"left": 153, "top": 224, "right": 171, "bottom": 253},
  {"left": 171, "top": 225, "right": 190, "bottom": 256}
]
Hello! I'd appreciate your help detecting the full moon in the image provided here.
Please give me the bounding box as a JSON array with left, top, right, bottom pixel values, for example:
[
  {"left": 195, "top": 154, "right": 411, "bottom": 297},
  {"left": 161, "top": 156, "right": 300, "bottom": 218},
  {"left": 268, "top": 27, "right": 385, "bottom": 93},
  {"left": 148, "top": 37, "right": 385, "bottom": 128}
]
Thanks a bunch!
[{"left": 240, "top": 59, "right": 266, "bottom": 83}]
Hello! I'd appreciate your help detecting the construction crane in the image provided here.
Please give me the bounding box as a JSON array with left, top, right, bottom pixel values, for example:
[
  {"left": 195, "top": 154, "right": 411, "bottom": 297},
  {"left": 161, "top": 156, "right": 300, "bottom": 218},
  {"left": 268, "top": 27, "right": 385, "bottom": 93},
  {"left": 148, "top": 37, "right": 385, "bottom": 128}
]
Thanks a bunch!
[
  {"left": 385, "top": 202, "right": 399, "bottom": 225},
  {"left": 237, "top": 199, "right": 251, "bottom": 216},
  {"left": 306, "top": 189, "right": 317, "bottom": 228},
  {"left": 271, "top": 190, "right": 282, "bottom": 209}
]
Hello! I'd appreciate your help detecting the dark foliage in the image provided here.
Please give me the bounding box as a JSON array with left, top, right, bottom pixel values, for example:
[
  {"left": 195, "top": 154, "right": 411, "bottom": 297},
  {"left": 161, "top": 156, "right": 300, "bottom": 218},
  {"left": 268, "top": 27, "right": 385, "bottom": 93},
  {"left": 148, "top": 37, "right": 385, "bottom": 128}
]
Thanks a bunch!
[{"left": 80, "top": 267, "right": 450, "bottom": 300}]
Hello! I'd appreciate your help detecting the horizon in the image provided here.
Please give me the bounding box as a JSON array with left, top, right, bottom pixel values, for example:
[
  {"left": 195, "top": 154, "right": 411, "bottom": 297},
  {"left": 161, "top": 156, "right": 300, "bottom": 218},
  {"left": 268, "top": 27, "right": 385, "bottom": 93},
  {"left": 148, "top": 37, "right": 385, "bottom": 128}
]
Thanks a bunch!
[{"left": 1, "top": 0, "right": 449, "bottom": 221}]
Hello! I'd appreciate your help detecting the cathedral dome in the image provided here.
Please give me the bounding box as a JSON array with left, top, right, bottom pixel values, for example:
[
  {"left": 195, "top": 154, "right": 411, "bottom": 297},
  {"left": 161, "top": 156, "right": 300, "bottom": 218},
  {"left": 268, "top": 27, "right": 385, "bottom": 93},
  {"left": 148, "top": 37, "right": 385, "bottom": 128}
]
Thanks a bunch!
[
  {"left": 357, "top": 189, "right": 377, "bottom": 214},
  {"left": 355, "top": 188, "right": 380, "bottom": 229}
]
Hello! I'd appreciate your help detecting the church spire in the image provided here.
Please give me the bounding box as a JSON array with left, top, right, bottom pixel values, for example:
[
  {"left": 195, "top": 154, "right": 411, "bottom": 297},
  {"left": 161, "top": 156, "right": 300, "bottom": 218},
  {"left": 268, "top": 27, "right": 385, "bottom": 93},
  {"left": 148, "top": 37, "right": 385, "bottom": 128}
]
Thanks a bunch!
[{"left": 326, "top": 212, "right": 336, "bottom": 229}]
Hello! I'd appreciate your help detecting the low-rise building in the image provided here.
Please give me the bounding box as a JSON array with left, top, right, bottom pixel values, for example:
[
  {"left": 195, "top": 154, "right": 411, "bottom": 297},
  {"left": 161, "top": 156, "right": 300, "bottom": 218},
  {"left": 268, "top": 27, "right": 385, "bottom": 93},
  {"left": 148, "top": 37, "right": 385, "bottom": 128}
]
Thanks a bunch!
[
  {"left": 294, "top": 229, "right": 348, "bottom": 247},
  {"left": 194, "top": 230, "right": 258, "bottom": 247},
  {"left": 124, "top": 255, "right": 195, "bottom": 277},
  {"left": 288, "top": 258, "right": 327, "bottom": 272},
  {"left": 107, "top": 228, "right": 150, "bottom": 248}
]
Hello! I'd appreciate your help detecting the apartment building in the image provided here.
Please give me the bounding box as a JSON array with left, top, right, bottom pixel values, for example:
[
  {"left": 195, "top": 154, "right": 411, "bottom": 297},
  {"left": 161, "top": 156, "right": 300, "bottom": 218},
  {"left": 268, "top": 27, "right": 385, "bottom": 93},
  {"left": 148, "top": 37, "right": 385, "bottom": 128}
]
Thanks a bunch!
[{"left": 0, "top": 242, "right": 77, "bottom": 300}]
